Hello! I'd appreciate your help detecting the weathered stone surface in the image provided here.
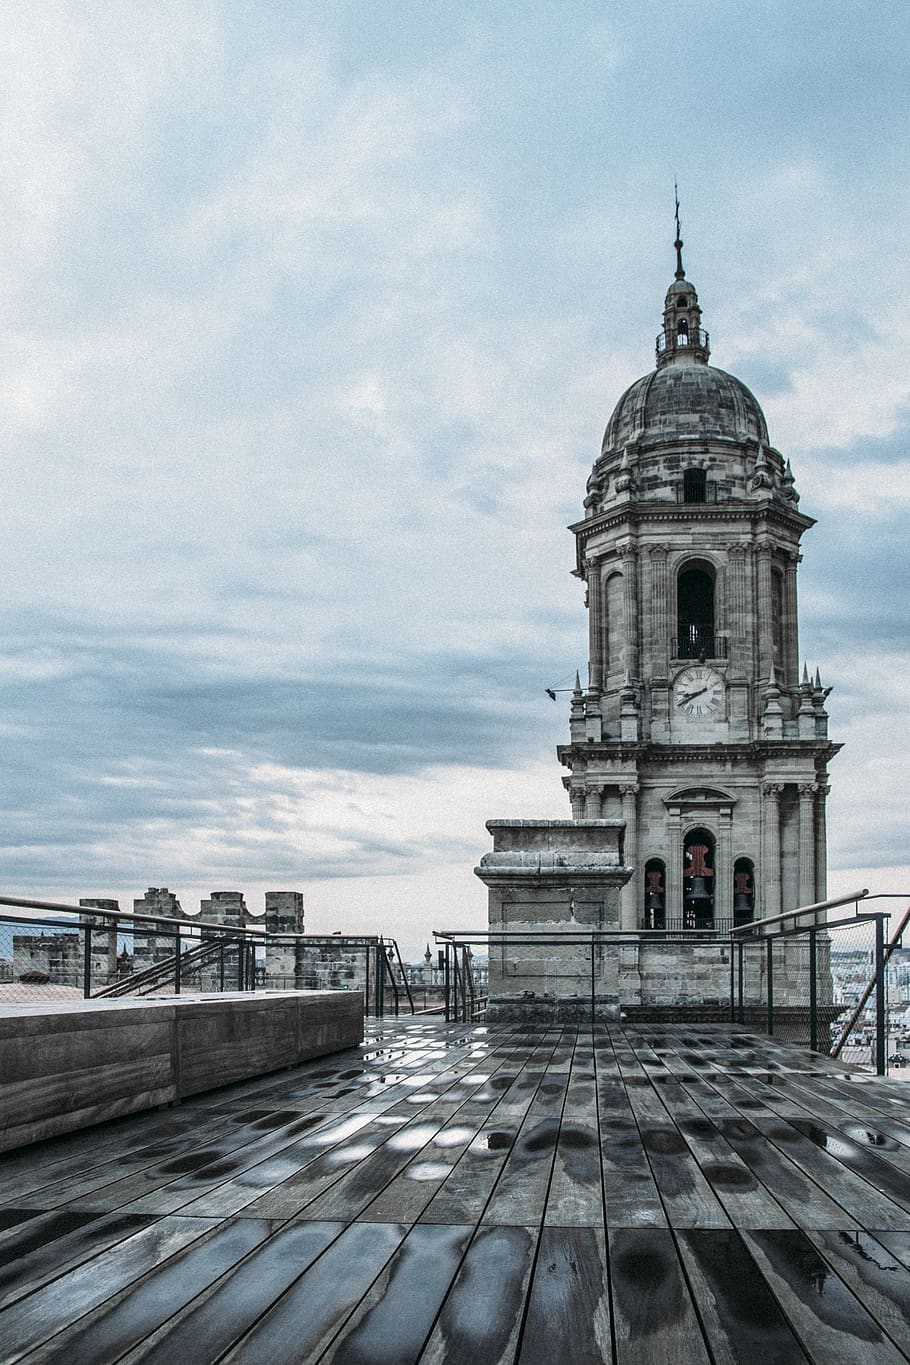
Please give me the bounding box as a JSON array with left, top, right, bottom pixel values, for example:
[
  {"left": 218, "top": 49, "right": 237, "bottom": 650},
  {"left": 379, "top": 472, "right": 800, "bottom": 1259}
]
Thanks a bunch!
[{"left": 0, "top": 990, "right": 363, "bottom": 1153}]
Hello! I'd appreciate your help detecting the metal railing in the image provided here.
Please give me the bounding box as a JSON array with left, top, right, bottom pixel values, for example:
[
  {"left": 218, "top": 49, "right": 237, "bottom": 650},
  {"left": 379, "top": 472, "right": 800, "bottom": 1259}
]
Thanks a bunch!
[
  {"left": 435, "top": 890, "right": 905, "bottom": 1074},
  {"left": 0, "top": 895, "right": 414, "bottom": 1018},
  {"left": 676, "top": 625, "right": 726, "bottom": 658}
]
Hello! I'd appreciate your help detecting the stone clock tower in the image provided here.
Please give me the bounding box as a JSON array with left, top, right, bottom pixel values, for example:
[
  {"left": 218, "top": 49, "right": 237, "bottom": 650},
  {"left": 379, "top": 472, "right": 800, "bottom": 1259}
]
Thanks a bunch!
[{"left": 559, "top": 223, "right": 841, "bottom": 940}]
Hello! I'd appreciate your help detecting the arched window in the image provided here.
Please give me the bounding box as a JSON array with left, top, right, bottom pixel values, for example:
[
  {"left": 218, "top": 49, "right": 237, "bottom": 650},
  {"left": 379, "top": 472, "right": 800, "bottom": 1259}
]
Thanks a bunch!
[
  {"left": 683, "top": 467, "right": 707, "bottom": 503},
  {"left": 683, "top": 827, "right": 715, "bottom": 929},
  {"left": 733, "top": 858, "right": 755, "bottom": 926},
  {"left": 677, "top": 565, "right": 715, "bottom": 657},
  {"left": 644, "top": 859, "right": 666, "bottom": 930},
  {"left": 676, "top": 318, "right": 689, "bottom": 346}
]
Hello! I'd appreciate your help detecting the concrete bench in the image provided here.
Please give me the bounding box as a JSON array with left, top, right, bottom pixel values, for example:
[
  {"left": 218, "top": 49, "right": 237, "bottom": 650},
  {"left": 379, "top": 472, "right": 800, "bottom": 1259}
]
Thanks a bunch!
[{"left": 0, "top": 990, "right": 363, "bottom": 1153}]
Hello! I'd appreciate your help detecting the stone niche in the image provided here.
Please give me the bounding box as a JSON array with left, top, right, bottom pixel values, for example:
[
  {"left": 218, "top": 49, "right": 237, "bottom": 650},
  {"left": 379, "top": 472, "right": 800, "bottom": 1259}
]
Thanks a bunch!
[{"left": 476, "top": 820, "right": 632, "bottom": 1023}]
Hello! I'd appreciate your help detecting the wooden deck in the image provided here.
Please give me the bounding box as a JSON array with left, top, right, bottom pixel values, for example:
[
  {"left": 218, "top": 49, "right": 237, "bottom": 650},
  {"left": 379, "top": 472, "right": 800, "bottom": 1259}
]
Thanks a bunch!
[{"left": 2, "top": 1019, "right": 910, "bottom": 1363}]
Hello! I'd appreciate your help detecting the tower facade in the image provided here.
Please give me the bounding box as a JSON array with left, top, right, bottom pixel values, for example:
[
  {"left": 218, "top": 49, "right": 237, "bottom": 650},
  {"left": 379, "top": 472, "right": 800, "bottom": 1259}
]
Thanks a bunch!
[{"left": 559, "top": 235, "right": 840, "bottom": 942}]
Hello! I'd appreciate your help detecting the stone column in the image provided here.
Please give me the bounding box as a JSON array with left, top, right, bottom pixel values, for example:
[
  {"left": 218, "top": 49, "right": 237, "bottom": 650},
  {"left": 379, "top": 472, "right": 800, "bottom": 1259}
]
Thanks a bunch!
[
  {"left": 784, "top": 550, "right": 801, "bottom": 688},
  {"left": 619, "top": 784, "right": 639, "bottom": 930},
  {"left": 797, "top": 784, "right": 816, "bottom": 908},
  {"left": 667, "top": 809, "right": 683, "bottom": 925},
  {"left": 728, "top": 543, "right": 748, "bottom": 672},
  {"left": 756, "top": 541, "right": 775, "bottom": 681},
  {"left": 761, "top": 783, "right": 783, "bottom": 920},
  {"left": 584, "top": 785, "right": 602, "bottom": 819},
  {"left": 715, "top": 808, "right": 734, "bottom": 926},
  {"left": 647, "top": 544, "right": 669, "bottom": 674},
  {"left": 587, "top": 560, "right": 603, "bottom": 692},
  {"left": 569, "top": 782, "right": 586, "bottom": 820},
  {"left": 619, "top": 544, "right": 639, "bottom": 679},
  {"left": 815, "top": 783, "right": 829, "bottom": 903}
]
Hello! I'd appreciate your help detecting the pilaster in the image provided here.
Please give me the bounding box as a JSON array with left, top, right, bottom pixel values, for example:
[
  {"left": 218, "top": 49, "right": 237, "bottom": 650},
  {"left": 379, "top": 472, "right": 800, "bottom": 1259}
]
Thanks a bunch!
[
  {"left": 618, "top": 544, "right": 640, "bottom": 679},
  {"left": 798, "top": 783, "right": 816, "bottom": 908},
  {"left": 761, "top": 783, "right": 783, "bottom": 919},
  {"left": 587, "top": 560, "right": 603, "bottom": 691},
  {"left": 619, "top": 784, "right": 639, "bottom": 930}
]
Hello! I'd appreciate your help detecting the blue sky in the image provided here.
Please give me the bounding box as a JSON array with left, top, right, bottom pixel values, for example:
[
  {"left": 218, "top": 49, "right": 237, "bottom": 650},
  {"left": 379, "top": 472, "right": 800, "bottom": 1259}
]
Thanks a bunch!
[{"left": 1, "top": 2, "right": 909, "bottom": 956}]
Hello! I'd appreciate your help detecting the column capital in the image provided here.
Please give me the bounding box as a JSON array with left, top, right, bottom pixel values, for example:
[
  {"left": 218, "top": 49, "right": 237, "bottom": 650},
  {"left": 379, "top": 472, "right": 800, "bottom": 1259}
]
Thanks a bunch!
[
  {"left": 619, "top": 783, "right": 639, "bottom": 799},
  {"left": 763, "top": 781, "right": 784, "bottom": 799},
  {"left": 756, "top": 538, "right": 775, "bottom": 558},
  {"left": 647, "top": 542, "right": 669, "bottom": 559},
  {"left": 798, "top": 782, "right": 817, "bottom": 799},
  {"left": 728, "top": 540, "right": 750, "bottom": 558},
  {"left": 617, "top": 542, "right": 638, "bottom": 561}
]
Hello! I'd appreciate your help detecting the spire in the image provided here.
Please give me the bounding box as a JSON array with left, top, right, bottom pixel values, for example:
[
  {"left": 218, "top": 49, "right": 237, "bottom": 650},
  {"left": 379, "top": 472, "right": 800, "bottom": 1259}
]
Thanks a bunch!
[
  {"left": 656, "top": 197, "right": 709, "bottom": 368},
  {"left": 674, "top": 181, "right": 685, "bottom": 280}
]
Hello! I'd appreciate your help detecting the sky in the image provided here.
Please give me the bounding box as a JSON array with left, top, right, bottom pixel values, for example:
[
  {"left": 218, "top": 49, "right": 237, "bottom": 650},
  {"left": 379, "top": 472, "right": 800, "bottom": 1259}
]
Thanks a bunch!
[{"left": 1, "top": 2, "right": 909, "bottom": 958}]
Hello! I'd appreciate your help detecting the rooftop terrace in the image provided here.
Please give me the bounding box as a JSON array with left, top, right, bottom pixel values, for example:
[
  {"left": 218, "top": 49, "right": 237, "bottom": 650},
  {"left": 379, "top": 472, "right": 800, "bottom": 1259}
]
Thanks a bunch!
[{"left": 2, "top": 1019, "right": 910, "bottom": 1363}]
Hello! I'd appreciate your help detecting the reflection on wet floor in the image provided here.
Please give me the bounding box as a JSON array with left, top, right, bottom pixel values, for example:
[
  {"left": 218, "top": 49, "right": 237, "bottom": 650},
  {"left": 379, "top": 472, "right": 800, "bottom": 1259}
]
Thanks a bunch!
[{"left": 3, "top": 1019, "right": 910, "bottom": 1362}]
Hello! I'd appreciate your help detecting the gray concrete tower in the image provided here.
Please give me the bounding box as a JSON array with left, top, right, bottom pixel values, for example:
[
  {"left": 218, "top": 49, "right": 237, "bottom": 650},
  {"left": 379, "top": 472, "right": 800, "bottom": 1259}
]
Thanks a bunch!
[{"left": 560, "top": 230, "right": 841, "bottom": 936}]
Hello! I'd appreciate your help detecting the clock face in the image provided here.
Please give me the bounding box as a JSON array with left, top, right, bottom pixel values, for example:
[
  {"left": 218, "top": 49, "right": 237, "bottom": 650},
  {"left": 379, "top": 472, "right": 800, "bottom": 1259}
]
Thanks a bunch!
[{"left": 673, "top": 665, "right": 724, "bottom": 718}]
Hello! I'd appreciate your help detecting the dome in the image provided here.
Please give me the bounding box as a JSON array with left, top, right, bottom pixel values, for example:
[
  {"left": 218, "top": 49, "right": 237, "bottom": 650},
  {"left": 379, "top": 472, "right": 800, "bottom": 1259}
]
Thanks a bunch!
[{"left": 603, "top": 363, "right": 769, "bottom": 453}]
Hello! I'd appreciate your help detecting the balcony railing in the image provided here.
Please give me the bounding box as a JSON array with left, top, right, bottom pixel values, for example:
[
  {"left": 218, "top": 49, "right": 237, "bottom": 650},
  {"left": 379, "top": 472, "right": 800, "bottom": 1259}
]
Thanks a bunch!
[
  {"left": 656, "top": 326, "right": 710, "bottom": 354},
  {"left": 676, "top": 625, "right": 726, "bottom": 659}
]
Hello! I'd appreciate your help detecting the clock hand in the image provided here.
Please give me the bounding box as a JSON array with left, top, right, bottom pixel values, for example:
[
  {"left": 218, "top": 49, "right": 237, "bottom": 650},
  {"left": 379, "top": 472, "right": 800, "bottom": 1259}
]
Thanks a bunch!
[{"left": 679, "top": 686, "right": 710, "bottom": 702}]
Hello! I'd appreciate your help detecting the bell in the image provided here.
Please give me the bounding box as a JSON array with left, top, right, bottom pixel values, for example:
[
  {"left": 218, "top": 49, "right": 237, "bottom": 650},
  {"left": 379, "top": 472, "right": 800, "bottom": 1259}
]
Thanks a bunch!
[
  {"left": 685, "top": 876, "right": 711, "bottom": 905},
  {"left": 645, "top": 889, "right": 664, "bottom": 912},
  {"left": 733, "top": 891, "right": 753, "bottom": 917}
]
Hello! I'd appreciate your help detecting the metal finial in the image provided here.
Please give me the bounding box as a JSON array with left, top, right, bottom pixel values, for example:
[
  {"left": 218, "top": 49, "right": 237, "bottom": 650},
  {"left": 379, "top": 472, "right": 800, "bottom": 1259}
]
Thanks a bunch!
[{"left": 674, "top": 180, "right": 685, "bottom": 280}]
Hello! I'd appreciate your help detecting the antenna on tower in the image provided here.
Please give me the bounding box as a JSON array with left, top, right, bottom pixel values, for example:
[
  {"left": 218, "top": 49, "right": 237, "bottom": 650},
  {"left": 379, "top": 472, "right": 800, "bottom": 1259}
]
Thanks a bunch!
[{"left": 674, "top": 179, "right": 685, "bottom": 280}]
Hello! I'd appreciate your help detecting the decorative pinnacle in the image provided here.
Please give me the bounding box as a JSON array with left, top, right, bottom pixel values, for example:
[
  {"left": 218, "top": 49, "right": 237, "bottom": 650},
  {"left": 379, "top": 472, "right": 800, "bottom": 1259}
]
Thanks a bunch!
[{"left": 674, "top": 180, "right": 685, "bottom": 280}]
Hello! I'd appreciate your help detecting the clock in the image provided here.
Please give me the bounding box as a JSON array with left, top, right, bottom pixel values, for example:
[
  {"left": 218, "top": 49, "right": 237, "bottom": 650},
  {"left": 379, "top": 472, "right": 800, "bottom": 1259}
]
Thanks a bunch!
[{"left": 673, "top": 665, "right": 725, "bottom": 718}]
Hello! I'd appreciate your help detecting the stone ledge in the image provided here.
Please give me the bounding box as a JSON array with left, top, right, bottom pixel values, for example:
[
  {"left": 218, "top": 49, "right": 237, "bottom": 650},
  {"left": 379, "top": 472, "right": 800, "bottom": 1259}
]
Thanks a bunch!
[{"left": 0, "top": 990, "right": 363, "bottom": 1153}]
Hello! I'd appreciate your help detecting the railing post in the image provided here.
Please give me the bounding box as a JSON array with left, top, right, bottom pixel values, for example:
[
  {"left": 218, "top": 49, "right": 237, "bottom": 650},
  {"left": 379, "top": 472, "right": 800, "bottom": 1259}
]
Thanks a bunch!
[
  {"left": 175, "top": 928, "right": 181, "bottom": 995},
  {"left": 809, "top": 927, "right": 817, "bottom": 1052},
  {"left": 875, "top": 915, "right": 886, "bottom": 1076},
  {"left": 219, "top": 940, "right": 225, "bottom": 992},
  {"left": 766, "top": 938, "right": 774, "bottom": 1036},
  {"left": 729, "top": 937, "right": 735, "bottom": 1023},
  {"left": 737, "top": 941, "right": 744, "bottom": 1023},
  {"left": 83, "top": 923, "right": 92, "bottom": 999},
  {"left": 443, "top": 945, "right": 451, "bottom": 1022},
  {"left": 376, "top": 944, "right": 385, "bottom": 1018}
]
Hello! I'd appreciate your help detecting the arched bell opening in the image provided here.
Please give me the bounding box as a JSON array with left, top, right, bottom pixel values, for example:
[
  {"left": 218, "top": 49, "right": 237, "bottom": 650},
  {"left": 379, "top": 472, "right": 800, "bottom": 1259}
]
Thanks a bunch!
[
  {"left": 677, "top": 563, "right": 716, "bottom": 656},
  {"left": 676, "top": 318, "right": 690, "bottom": 346},
  {"left": 733, "top": 858, "right": 756, "bottom": 926},
  {"left": 683, "top": 827, "right": 715, "bottom": 929},
  {"left": 643, "top": 858, "right": 666, "bottom": 930}
]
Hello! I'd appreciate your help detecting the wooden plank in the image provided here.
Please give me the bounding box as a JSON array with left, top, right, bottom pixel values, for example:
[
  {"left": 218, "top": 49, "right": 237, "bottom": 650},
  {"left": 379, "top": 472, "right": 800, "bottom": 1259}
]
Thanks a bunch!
[
  {"left": 0, "top": 1214, "right": 219, "bottom": 1364},
  {"left": 0, "top": 1209, "right": 156, "bottom": 1308},
  {"left": 543, "top": 1041, "right": 603, "bottom": 1228},
  {"left": 676, "top": 1228, "right": 810, "bottom": 1364},
  {"left": 320, "top": 1222, "right": 473, "bottom": 1364},
  {"left": 116, "top": 1221, "right": 345, "bottom": 1365},
  {"left": 743, "top": 1229, "right": 909, "bottom": 1365},
  {"left": 220, "top": 1220, "right": 408, "bottom": 1364},
  {"left": 808, "top": 1229, "right": 910, "bottom": 1358},
  {"left": 608, "top": 1226, "right": 710, "bottom": 1365},
  {"left": 417, "top": 1224, "right": 538, "bottom": 1365},
  {"left": 23, "top": 1217, "right": 274, "bottom": 1365},
  {"left": 517, "top": 1225, "right": 611, "bottom": 1365},
  {"left": 616, "top": 1063, "right": 730, "bottom": 1229}
]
